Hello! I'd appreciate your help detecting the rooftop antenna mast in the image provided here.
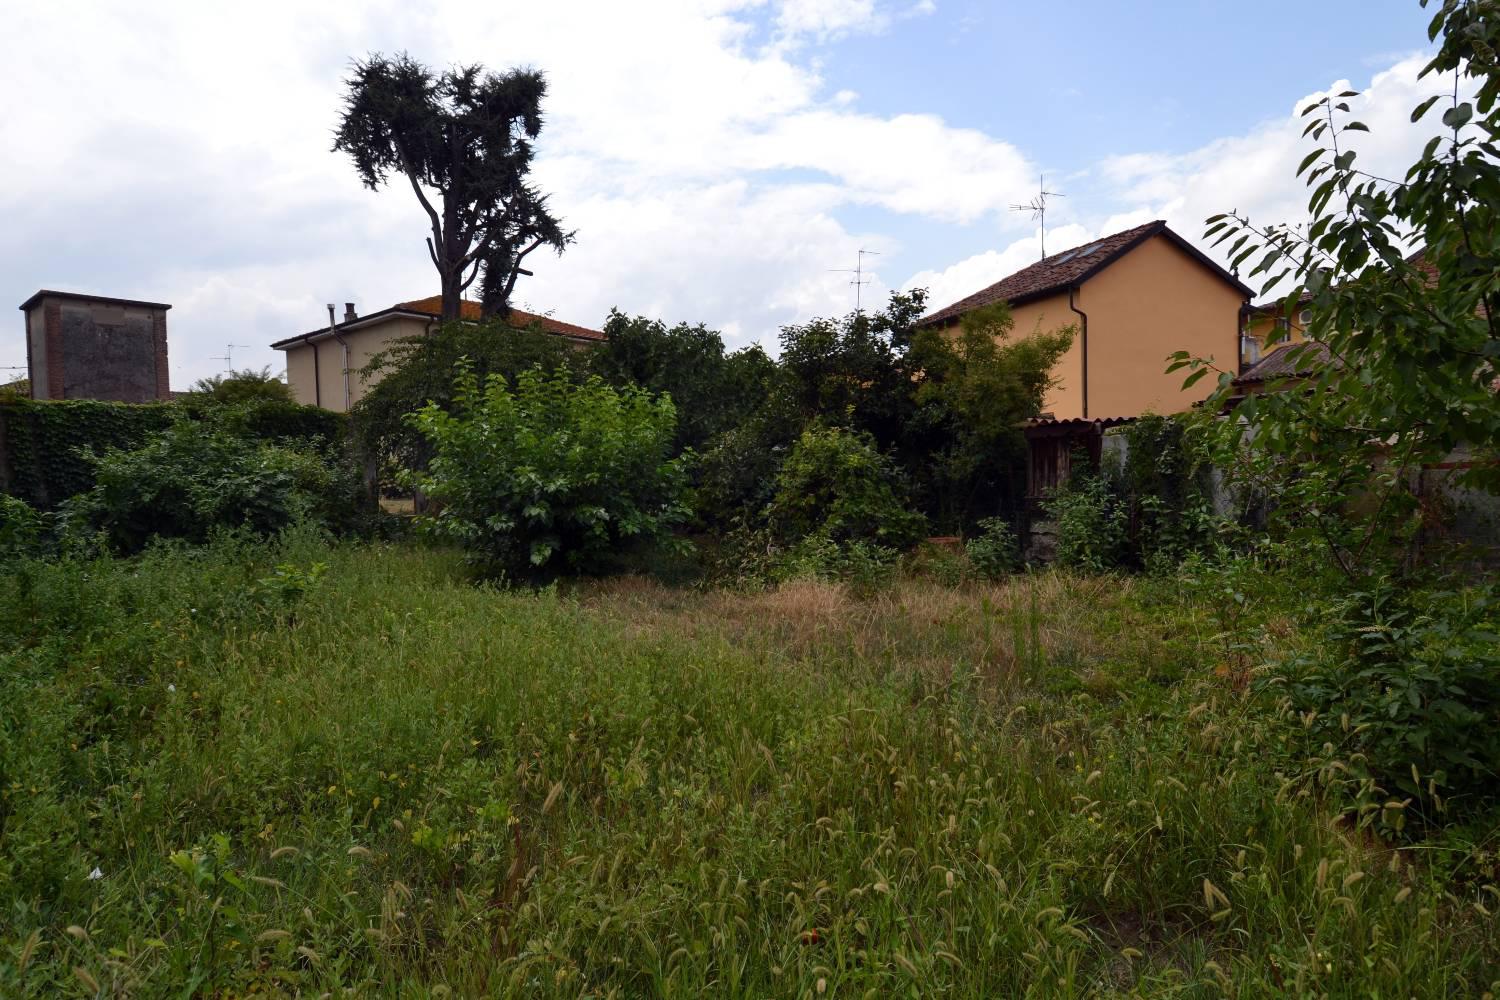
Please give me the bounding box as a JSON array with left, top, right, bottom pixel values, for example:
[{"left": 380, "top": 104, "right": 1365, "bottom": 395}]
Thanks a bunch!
[
  {"left": 211, "top": 344, "right": 251, "bottom": 373},
  {"left": 1011, "top": 174, "right": 1064, "bottom": 260},
  {"left": 828, "top": 249, "right": 881, "bottom": 313}
]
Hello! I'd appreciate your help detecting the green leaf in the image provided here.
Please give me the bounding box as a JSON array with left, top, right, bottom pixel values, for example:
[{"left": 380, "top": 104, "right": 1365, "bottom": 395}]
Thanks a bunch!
[
  {"left": 1442, "top": 102, "right": 1474, "bottom": 129},
  {"left": 1297, "top": 149, "right": 1325, "bottom": 177},
  {"left": 1411, "top": 95, "right": 1441, "bottom": 122}
]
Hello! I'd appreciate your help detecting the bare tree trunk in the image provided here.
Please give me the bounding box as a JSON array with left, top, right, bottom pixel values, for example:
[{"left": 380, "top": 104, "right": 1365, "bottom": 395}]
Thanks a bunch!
[{"left": 440, "top": 266, "right": 463, "bottom": 322}]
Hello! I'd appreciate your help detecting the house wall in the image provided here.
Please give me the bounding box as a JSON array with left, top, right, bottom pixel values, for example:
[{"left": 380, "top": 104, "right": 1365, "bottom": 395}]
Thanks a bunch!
[
  {"left": 1006, "top": 292, "right": 1084, "bottom": 420},
  {"left": 1080, "top": 234, "right": 1246, "bottom": 418},
  {"left": 280, "top": 315, "right": 435, "bottom": 413},
  {"left": 283, "top": 344, "right": 318, "bottom": 406}
]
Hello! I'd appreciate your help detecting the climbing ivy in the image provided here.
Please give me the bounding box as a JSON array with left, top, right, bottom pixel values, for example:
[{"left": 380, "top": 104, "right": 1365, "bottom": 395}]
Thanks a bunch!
[{"left": 0, "top": 397, "right": 346, "bottom": 509}]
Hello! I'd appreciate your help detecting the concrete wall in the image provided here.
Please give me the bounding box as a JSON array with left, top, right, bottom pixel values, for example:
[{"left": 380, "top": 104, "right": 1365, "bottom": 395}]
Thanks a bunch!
[
  {"left": 283, "top": 344, "right": 318, "bottom": 407},
  {"left": 24, "top": 295, "right": 169, "bottom": 403},
  {"left": 26, "top": 308, "right": 47, "bottom": 398}
]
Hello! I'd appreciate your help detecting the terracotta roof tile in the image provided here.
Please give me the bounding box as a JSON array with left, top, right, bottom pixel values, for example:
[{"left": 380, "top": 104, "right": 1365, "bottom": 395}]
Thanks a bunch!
[
  {"left": 920, "top": 220, "right": 1252, "bottom": 327},
  {"left": 395, "top": 296, "right": 605, "bottom": 341}
]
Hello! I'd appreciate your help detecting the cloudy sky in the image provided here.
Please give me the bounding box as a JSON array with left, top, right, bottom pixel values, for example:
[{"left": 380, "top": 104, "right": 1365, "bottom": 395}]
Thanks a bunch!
[{"left": 0, "top": 0, "right": 1456, "bottom": 386}]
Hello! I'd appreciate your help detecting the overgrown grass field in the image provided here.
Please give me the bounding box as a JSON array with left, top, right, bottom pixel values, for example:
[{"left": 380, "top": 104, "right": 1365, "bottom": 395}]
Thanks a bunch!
[{"left": 2, "top": 533, "right": 1497, "bottom": 996}]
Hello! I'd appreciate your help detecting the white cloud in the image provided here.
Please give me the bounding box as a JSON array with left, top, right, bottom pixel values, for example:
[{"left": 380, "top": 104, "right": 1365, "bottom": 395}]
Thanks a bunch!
[
  {"left": 908, "top": 53, "right": 1466, "bottom": 312},
  {"left": 772, "top": 0, "right": 932, "bottom": 42},
  {"left": 776, "top": 0, "right": 883, "bottom": 38},
  {"left": 905, "top": 224, "right": 1090, "bottom": 314},
  {"left": 0, "top": 0, "right": 1015, "bottom": 384},
  {"left": 1091, "top": 54, "right": 1465, "bottom": 294},
  {"left": 0, "top": 3, "right": 1465, "bottom": 392}
]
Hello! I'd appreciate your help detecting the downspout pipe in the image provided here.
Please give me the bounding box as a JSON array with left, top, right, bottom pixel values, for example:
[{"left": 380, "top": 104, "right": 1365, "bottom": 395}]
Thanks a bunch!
[
  {"left": 327, "top": 304, "right": 351, "bottom": 411},
  {"left": 1068, "top": 285, "right": 1089, "bottom": 419},
  {"left": 311, "top": 337, "right": 321, "bottom": 407}
]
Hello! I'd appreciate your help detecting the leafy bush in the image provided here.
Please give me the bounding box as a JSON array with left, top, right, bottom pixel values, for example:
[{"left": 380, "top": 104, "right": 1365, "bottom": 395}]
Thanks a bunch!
[
  {"left": 694, "top": 415, "right": 795, "bottom": 530},
  {"left": 406, "top": 364, "right": 691, "bottom": 579},
  {"left": 185, "top": 367, "right": 295, "bottom": 406},
  {"left": 0, "top": 396, "right": 346, "bottom": 511},
  {"left": 1272, "top": 585, "right": 1500, "bottom": 828},
  {"left": 767, "top": 423, "right": 927, "bottom": 551},
  {"left": 1046, "top": 476, "right": 1127, "bottom": 572},
  {"left": 1120, "top": 415, "right": 1218, "bottom": 570},
  {"left": 350, "top": 318, "right": 574, "bottom": 491},
  {"left": 965, "top": 516, "right": 1020, "bottom": 579},
  {"left": 0, "top": 494, "right": 45, "bottom": 559},
  {"left": 774, "top": 535, "right": 899, "bottom": 594},
  {"left": 65, "top": 419, "right": 364, "bottom": 553}
]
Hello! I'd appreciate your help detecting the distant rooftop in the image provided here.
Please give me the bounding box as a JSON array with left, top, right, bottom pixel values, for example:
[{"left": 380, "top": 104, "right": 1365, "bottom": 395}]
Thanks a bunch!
[
  {"left": 919, "top": 220, "right": 1253, "bottom": 327},
  {"left": 272, "top": 297, "right": 604, "bottom": 349},
  {"left": 19, "top": 289, "right": 171, "bottom": 312}
]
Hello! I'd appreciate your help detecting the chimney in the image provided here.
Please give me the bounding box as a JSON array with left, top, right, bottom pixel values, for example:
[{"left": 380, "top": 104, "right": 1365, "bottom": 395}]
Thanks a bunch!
[{"left": 344, "top": 302, "right": 357, "bottom": 322}]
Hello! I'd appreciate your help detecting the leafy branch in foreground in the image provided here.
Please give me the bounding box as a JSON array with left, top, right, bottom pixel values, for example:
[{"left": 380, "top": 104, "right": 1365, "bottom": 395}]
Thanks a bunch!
[{"left": 1173, "top": 0, "right": 1499, "bottom": 583}]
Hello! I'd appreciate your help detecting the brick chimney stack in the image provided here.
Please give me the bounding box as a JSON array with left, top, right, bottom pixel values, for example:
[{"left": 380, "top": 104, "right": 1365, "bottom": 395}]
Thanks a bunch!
[{"left": 344, "top": 303, "right": 358, "bottom": 322}]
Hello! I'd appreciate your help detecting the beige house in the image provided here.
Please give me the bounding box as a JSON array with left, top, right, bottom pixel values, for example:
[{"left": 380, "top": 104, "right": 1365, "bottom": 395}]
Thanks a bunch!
[
  {"left": 271, "top": 296, "right": 604, "bottom": 412},
  {"left": 919, "top": 219, "right": 1254, "bottom": 421}
]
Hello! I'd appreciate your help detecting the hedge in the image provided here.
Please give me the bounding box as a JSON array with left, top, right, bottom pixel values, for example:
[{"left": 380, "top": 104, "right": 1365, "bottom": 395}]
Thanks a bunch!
[{"left": 0, "top": 396, "right": 347, "bottom": 509}]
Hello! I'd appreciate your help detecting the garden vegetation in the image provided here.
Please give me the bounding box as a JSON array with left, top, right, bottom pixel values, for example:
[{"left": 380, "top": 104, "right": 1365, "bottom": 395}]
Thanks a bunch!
[{"left": 0, "top": 0, "right": 1497, "bottom": 995}]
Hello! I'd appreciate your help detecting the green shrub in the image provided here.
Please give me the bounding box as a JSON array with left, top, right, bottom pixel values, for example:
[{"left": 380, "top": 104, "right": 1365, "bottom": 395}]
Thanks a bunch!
[
  {"left": 205, "top": 399, "right": 346, "bottom": 452},
  {"left": 406, "top": 364, "right": 691, "bottom": 579},
  {"left": 1046, "top": 476, "right": 1127, "bottom": 572},
  {"left": 65, "top": 419, "right": 363, "bottom": 553},
  {"left": 965, "top": 516, "right": 1020, "bottom": 579},
  {"left": 774, "top": 535, "right": 898, "bottom": 594},
  {"left": 0, "top": 398, "right": 174, "bottom": 507},
  {"left": 767, "top": 423, "right": 927, "bottom": 551},
  {"left": 0, "top": 396, "right": 347, "bottom": 510},
  {"left": 0, "top": 494, "right": 45, "bottom": 559},
  {"left": 1272, "top": 584, "right": 1500, "bottom": 828},
  {"left": 1120, "top": 415, "right": 1217, "bottom": 570},
  {"left": 184, "top": 367, "right": 295, "bottom": 406}
]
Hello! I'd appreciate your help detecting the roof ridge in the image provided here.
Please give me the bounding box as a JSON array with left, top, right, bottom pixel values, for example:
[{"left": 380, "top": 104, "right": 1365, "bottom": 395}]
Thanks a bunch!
[{"left": 917, "top": 219, "right": 1250, "bottom": 327}]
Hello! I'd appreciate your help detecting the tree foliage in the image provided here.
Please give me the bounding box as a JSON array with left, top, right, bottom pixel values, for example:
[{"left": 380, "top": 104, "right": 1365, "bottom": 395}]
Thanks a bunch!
[
  {"left": 766, "top": 423, "right": 927, "bottom": 552},
  {"left": 1177, "top": 0, "right": 1500, "bottom": 583},
  {"left": 187, "top": 368, "right": 294, "bottom": 406},
  {"left": 589, "top": 312, "right": 777, "bottom": 452},
  {"left": 905, "top": 302, "right": 1073, "bottom": 529},
  {"left": 350, "top": 318, "right": 574, "bottom": 486},
  {"left": 334, "top": 53, "right": 571, "bottom": 320},
  {"left": 406, "top": 364, "right": 690, "bottom": 579}
]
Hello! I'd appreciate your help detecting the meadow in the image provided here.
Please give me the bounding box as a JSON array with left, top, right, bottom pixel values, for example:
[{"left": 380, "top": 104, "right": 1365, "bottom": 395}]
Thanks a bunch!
[{"left": 2, "top": 530, "right": 1497, "bottom": 997}]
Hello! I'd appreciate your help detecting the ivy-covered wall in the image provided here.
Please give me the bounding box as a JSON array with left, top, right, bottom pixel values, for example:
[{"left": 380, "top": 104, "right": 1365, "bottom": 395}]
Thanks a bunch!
[{"left": 0, "top": 397, "right": 346, "bottom": 509}]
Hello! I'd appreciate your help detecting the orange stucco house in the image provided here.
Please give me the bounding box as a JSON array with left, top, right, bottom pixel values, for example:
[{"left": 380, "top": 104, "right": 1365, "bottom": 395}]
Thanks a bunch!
[{"left": 918, "top": 219, "right": 1254, "bottom": 495}]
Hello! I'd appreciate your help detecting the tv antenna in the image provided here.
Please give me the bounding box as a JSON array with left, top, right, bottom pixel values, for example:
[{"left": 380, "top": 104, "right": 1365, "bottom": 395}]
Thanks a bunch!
[
  {"left": 1011, "top": 173, "right": 1065, "bottom": 259},
  {"left": 212, "top": 344, "right": 251, "bottom": 372},
  {"left": 829, "top": 249, "right": 881, "bottom": 313}
]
